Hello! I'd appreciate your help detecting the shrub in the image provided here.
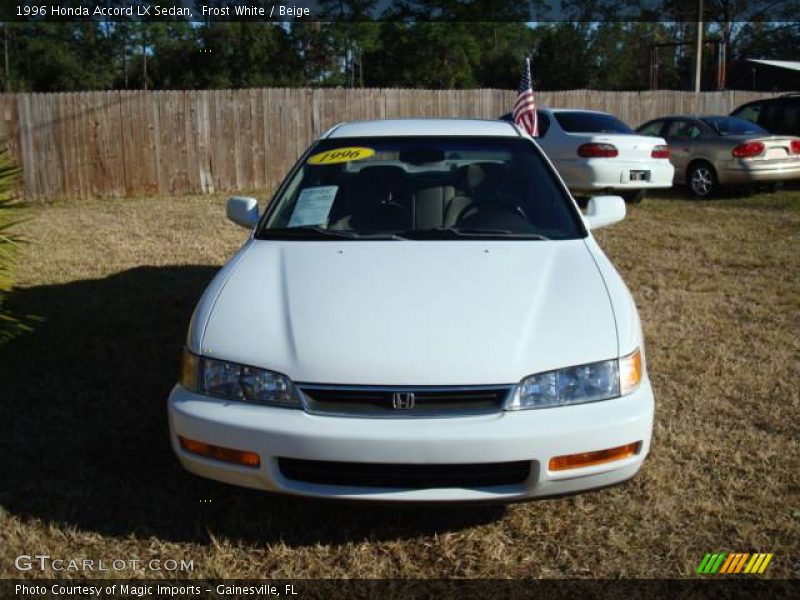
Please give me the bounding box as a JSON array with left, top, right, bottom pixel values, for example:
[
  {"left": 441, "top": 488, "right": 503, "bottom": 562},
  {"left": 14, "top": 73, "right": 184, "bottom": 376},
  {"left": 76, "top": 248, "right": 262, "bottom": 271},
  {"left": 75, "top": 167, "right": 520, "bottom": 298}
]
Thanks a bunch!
[{"left": 0, "top": 142, "right": 24, "bottom": 343}]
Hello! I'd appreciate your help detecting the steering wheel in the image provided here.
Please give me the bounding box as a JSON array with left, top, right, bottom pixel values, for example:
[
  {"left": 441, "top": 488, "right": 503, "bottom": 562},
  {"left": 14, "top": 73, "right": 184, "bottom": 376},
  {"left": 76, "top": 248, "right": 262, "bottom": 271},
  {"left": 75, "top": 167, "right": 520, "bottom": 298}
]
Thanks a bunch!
[
  {"left": 495, "top": 192, "right": 528, "bottom": 221},
  {"left": 455, "top": 200, "right": 530, "bottom": 229}
]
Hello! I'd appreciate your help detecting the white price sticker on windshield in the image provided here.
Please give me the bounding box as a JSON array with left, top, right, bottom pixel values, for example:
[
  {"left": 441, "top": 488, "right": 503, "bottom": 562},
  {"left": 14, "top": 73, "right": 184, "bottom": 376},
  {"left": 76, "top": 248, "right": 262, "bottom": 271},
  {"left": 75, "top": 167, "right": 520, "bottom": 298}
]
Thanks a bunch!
[{"left": 288, "top": 186, "right": 339, "bottom": 227}]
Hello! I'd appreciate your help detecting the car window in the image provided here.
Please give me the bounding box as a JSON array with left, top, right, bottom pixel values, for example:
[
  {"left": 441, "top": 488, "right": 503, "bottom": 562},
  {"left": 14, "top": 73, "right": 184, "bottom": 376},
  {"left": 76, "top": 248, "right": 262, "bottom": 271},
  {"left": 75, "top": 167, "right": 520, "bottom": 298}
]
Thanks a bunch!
[
  {"left": 758, "top": 100, "right": 800, "bottom": 135},
  {"left": 536, "top": 111, "right": 551, "bottom": 136},
  {"left": 782, "top": 103, "right": 800, "bottom": 135},
  {"left": 553, "top": 112, "right": 633, "bottom": 134},
  {"left": 666, "top": 120, "right": 702, "bottom": 140},
  {"left": 700, "top": 116, "right": 768, "bottom": 136},
  {"left": 637, "top": 121, "right": 664, "bottom": 137},
  {"left": 758, "top": 103, "right": 783, "bottom": 132},
  {"left": 733, "top": 102, "right": 762, "bottom": 124},
  {"left": 259, "top": 136, "right": 584, "bottom": 241}
]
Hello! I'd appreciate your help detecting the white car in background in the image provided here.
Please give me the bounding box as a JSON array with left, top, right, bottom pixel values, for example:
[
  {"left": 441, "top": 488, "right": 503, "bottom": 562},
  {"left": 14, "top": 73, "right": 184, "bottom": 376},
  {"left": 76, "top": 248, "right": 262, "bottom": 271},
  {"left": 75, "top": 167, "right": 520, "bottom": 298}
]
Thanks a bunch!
[
  {"left": 503, "top": 109, "right": 674, "bottom": 203},
  {"left": 168, "top": 118, "right": 654, "bottom": 502}
]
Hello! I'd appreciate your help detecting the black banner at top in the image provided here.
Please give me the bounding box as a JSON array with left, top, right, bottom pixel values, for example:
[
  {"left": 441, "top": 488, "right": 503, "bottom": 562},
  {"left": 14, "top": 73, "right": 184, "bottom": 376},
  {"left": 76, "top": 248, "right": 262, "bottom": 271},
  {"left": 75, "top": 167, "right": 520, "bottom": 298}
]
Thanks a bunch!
[{"left": 3, "top": 0, "right": 800, "bottom": 22}]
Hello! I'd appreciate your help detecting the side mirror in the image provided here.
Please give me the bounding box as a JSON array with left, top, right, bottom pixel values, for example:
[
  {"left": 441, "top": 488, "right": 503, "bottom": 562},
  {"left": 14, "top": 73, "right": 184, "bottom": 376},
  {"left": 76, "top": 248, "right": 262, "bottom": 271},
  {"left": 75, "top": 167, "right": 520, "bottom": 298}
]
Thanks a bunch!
[
  {"left": 226, "top": 196, "right": 259, "bottom": 229},
  {"left": 584, "top": 195, "right": 626, "bottom": 230}
]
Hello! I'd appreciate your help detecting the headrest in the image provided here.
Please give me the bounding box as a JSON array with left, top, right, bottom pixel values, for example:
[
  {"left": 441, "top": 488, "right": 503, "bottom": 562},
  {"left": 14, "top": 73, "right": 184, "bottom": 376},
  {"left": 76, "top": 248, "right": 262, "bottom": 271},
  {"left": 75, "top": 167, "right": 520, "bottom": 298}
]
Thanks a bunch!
[{"left": 454, "top": 162, "right": 504, "bottom": 191}]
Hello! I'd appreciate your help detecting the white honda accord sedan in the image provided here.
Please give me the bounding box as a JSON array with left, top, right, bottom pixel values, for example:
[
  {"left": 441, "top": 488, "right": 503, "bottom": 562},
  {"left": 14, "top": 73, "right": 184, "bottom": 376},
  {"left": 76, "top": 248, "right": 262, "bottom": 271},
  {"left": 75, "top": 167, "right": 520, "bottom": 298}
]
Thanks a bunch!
[{"left": 168, "top": 118, "right": 654, "bottom": 502}]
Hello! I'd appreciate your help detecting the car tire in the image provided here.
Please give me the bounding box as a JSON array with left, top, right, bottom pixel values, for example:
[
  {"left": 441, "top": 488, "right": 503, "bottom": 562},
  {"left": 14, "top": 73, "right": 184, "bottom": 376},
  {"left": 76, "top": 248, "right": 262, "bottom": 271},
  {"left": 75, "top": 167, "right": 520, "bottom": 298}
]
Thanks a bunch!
[
  {"left": 687, "top": 162, "right": 718, "bottom": 198},
  {"left": 620, "top": 190, "right": 645, "bottom": 204}
]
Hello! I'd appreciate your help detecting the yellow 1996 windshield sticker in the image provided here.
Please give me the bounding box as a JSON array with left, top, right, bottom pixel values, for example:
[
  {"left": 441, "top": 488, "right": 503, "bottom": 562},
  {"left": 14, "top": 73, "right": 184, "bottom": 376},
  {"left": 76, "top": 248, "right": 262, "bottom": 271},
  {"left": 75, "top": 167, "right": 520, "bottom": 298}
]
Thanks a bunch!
[{"left": 308, "top": 147, "right": 375, "bottom": 165}]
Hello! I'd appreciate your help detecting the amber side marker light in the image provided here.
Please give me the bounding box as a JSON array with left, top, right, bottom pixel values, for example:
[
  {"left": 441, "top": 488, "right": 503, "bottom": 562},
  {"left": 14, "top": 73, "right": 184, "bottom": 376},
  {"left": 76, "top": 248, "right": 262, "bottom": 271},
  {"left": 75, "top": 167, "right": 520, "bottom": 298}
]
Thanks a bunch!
[
  {"left": 179, "top": 436, "right": 261, "bottom": 468},
  {"left": 549, "top": 442, "right": 641, "bottom": 472}
]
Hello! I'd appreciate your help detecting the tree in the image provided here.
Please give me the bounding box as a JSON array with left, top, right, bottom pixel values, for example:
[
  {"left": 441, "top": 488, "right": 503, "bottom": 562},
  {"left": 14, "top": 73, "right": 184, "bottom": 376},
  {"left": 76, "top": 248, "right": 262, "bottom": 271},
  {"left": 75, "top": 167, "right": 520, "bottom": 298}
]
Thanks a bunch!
[
  {"left": 590, "top": 22, "right": 683, "bottom": 90},
  {"left": 5, "top": 22, "right": 115, "bottom": 92},
  {"left": 364, "top": 22, "right": 481, "bottom": 88},
  {"left": 532, "top": 23, "right": 591, "bottom": 90},
  {"left": 290, "top": 23, "right": 342, "bottom": 85},
  {"left": 316, "top": 1, "right": 381, "bottom": 86},
  {"left": 473, "top": 23, "right": 538, "bottom": 89}
]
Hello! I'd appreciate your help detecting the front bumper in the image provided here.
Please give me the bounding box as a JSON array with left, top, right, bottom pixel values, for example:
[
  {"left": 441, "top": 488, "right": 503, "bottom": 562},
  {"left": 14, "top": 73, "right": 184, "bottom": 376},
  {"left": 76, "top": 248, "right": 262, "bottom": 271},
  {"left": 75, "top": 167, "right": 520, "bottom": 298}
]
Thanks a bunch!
[{"left": 167, "top": 380, "right": 654, "bottom": 502}]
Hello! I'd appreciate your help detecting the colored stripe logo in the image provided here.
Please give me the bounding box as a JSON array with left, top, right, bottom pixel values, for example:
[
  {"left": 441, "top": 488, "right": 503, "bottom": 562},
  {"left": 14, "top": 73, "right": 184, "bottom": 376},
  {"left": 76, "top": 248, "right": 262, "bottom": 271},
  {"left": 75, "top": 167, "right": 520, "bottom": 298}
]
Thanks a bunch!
[{"left": 696, "top": 552, "right": 773, "bottom": 574}]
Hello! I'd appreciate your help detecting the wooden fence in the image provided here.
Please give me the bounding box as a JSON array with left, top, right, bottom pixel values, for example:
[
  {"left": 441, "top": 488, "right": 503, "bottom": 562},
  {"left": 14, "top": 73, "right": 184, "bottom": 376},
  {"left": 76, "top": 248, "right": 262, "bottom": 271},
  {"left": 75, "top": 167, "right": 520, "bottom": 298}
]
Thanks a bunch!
[{"left": 0, "top": 88, "right": 783, "bottom": 200}]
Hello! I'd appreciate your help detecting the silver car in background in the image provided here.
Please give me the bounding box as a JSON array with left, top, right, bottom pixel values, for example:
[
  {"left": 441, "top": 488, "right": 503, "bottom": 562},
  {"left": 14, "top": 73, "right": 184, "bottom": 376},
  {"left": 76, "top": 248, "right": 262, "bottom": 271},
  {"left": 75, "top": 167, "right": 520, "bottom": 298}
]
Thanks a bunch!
[{"left": 636, "top": 115, "right": 800, "bottom": 197}]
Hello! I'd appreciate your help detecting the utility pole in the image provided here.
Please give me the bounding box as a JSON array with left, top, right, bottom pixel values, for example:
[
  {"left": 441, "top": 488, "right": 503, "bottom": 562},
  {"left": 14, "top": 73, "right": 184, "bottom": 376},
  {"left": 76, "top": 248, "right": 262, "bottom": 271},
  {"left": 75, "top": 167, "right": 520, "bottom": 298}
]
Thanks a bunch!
[
  {"left": 693, "top": 0, "right": 704, "bottom": 113},
  {"left": 141, "top": 25, "right": 147, "bottom": 90}
]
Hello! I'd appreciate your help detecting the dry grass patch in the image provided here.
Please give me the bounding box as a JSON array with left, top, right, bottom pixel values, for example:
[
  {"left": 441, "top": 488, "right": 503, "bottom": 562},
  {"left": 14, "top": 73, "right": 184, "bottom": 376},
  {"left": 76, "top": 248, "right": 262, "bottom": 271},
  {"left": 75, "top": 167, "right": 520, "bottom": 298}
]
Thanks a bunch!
[{"left": 0, "top": 191, "right": 798, "bottom": 579}]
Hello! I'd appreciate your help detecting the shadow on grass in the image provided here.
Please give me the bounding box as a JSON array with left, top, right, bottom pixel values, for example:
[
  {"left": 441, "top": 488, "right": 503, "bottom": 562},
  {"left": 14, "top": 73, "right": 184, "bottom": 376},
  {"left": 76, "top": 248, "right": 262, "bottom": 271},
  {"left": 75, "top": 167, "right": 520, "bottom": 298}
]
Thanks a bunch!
[{"left": 0, "top": 266, "right": 505, "bottom": 547}]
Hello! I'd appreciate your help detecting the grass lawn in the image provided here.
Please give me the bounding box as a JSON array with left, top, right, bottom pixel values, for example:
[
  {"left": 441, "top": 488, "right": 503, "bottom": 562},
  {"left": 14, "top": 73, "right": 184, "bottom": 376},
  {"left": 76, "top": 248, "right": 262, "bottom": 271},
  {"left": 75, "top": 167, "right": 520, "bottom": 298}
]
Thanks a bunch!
[{"left": 1, "top": 190, "right": 798, "bottom": 578}]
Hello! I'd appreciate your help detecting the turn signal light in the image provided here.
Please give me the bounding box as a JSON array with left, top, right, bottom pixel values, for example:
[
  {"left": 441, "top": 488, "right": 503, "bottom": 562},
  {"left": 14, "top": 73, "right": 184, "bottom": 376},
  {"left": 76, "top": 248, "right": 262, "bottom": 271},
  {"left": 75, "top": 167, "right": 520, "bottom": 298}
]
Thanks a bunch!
[
  {"left": 180, "top": 349, "right": 199, "bottom": 392},
  {"left": 549, "top": 442, "right": 641, "bottom": 471},
  {"left": 651, "top": 145, "right": 671, "bottom": 159},
  {"left": 620, "top": 348, "right": 642, "bottom": 395},
  {"left": 578, "top": 143, "right": 618, "bottom": 158},
  {"left": 179, "top": 436, "right": 261, "bottom": 468},
  {"left": 731, "top": 141, "right": 765, "bottom": 158}
]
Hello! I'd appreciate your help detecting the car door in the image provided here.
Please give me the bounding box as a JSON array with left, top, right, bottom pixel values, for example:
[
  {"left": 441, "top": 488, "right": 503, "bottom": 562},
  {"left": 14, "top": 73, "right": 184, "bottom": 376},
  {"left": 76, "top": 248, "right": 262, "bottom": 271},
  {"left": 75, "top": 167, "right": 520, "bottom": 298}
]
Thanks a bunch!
[{"left": 664, "top": 119, "right": 702, "bottom": 182}]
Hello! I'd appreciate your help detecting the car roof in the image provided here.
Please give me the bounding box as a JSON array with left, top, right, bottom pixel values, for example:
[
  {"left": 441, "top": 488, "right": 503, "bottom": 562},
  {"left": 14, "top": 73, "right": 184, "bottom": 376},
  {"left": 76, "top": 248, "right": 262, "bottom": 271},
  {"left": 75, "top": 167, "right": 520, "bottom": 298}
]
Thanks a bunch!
[
  {"left": 644, "top": 115, "right": 726, "bottom": 120},
  {"left": 741, "top": 94, "right": 799, "bottom": 102},
  {"left": 539, "top": 108, "right": 612, "bottom": 115},
  {"left": 325, "top": 118, "right": 522, "bottom": 139}
]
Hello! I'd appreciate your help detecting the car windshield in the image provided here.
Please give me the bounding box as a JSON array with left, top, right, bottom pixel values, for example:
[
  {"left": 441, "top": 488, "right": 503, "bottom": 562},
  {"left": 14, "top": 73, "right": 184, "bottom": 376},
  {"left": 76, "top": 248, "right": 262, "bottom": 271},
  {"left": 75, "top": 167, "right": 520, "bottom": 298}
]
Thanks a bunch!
[
  {"left": 257, "top": 136, "right": 584, "bottom": 241},
  {"left": 554, "top": 112, "right": 633, "bottom": 134},
  {"left": 701, "top": 116, "right": 768, "bottom": 136}
]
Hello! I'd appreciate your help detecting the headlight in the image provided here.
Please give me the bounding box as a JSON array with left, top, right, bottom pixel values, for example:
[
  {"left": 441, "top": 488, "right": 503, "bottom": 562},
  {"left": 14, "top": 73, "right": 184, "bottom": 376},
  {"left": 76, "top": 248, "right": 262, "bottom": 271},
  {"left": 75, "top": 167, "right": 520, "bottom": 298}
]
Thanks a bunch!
[
  {"left": 508, "top": 348, "right": 642, "bottom": 410},
  {"left": 180, "top": 350, "right": 300, "bottom": 407}
]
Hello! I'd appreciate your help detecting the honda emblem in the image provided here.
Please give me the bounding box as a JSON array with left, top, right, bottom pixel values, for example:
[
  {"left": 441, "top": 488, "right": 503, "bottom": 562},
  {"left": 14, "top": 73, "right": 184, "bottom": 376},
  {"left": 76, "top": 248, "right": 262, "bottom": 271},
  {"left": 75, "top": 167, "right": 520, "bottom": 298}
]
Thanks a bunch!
[{"left": 392, "top": 392, "right": 415, "bottom": 410}]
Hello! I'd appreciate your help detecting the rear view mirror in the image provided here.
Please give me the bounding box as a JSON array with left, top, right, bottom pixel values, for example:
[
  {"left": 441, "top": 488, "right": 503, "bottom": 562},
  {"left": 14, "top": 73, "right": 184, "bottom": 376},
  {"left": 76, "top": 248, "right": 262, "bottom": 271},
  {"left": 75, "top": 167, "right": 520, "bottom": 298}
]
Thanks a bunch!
[
  {"left": 584, "top": 196, "right": 626, "bottom": 230},
  {"left": 226, "top": 196, "right": 259, "bottom": 229},
  {"left": 399, "top": 147, "right": 445, "bottom": 164}
]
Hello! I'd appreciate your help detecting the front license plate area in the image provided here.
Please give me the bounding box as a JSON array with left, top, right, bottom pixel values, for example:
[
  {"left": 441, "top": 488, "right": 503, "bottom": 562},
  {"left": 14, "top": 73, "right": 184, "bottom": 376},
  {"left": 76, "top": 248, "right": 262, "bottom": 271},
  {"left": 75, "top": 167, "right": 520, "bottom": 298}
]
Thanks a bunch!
[{"left": 629, "top": 170, "right": 650, "bottom": 182}]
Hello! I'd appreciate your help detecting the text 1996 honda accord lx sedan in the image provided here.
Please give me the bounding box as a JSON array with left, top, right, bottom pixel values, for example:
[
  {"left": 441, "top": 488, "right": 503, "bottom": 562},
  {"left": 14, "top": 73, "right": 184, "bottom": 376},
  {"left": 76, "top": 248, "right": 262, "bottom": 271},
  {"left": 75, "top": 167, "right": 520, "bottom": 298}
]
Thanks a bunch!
[{"left": 168, "top": 118, "right": 654, "bottom": 502}]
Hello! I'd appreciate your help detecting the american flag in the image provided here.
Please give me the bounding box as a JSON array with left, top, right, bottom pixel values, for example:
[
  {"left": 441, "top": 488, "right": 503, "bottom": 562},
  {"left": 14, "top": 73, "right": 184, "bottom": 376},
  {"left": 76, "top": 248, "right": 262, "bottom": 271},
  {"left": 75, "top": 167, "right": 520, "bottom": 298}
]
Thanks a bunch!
[{"left": 513, "top": 58, "right": 538, "bottom": 137}]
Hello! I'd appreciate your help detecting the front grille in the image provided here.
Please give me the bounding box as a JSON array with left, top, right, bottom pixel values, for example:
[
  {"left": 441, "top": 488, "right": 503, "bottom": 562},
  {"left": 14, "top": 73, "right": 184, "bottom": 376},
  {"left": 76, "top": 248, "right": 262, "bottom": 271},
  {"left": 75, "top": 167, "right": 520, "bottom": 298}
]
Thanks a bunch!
[
  {"left": 299, "top": 385, "right": 512, "bottom": 417},
  {"left": 278, "top": 458, "right": 531, "bottom": 489}
]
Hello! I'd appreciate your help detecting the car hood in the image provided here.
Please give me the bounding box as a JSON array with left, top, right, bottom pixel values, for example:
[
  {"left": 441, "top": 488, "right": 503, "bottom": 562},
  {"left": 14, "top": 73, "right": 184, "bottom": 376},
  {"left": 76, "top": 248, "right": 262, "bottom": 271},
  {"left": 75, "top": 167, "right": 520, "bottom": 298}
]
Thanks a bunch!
[{"left": 200, "top": 240, "right": 618, "bottom": 386}]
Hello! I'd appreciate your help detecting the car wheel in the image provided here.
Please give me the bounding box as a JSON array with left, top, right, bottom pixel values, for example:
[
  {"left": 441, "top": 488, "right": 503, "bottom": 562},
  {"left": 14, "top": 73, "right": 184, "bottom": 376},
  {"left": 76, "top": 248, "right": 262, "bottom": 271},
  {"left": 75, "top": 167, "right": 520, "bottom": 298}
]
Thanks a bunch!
[
  {"left": 620, "top": 190, "right": 645, "bottom": 204},
  {"left": 687, "top": 162, "right": 718, "bottom": 198}
]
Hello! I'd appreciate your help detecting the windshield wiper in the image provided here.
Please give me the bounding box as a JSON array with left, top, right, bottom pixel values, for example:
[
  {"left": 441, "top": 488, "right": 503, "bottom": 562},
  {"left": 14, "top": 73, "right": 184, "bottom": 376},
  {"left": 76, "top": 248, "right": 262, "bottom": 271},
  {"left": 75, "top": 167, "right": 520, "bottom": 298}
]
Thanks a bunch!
[
  {"left": 403, "top": 227, "right": 550, "bottom": 240},
  {"left": 257, "top": 226, "right": 406, "bottom": 240}
]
